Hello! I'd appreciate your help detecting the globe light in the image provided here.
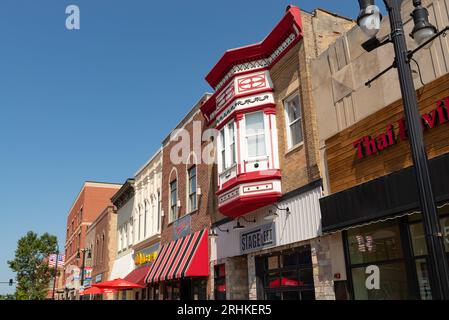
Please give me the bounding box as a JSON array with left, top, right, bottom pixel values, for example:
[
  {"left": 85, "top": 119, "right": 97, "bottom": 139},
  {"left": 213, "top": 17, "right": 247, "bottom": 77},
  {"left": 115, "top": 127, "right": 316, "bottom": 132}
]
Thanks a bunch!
[
  {"left": 410, "top": 1, "right": 437, "bottom": 48},
  {"left": 357, "top": 0, "right": 382, "bottom": 38}
]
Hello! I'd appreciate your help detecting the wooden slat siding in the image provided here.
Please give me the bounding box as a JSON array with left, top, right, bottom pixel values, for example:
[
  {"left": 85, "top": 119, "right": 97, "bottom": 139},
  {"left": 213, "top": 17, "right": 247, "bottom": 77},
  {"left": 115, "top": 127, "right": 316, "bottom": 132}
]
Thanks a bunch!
[{"left": 325, "top": 73, "right": 449, "bottom": 194}]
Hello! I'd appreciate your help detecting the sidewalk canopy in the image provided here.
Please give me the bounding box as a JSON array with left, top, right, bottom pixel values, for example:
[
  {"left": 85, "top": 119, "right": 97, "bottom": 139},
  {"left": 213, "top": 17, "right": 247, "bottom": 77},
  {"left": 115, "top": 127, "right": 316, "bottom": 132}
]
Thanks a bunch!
[
  {"left": 145, "top": 229, "right": 209, "bottom": 283},
  {"left": 124, "top": 265, "right": 152, "bottom": 287},
  {"left": 93, "top": 278, "right": 145, "bottom": 290}
]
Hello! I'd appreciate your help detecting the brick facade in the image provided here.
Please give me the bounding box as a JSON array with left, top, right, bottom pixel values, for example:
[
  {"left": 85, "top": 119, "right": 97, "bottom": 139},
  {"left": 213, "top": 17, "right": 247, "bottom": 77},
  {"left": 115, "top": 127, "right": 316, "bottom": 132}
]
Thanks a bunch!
[
  {"left": 160, "top": 96, "right": 216, "bottom": 244},
  {"left": 63, "top": 182, "right": 121, "bottom": 297}
]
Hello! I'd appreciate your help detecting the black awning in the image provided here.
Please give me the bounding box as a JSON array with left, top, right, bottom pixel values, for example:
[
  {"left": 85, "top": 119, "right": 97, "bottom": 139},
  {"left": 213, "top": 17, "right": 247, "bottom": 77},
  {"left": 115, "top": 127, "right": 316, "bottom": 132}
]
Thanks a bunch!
[{"left": 320, "top": 152, "right": 449, "bottom": 233}]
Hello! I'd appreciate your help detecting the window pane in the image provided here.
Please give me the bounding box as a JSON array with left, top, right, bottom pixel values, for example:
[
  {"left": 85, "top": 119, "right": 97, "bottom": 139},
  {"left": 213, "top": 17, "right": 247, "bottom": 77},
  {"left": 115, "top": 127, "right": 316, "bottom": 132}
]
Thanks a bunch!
[
  {"left": 247, "top": 135, "right": 266, "bottom": 157},
  {"left": 415, "top": 258, "right": 432, "bottom": 300},
  {"left": 286, "top": 96, "right": 301, "bottom": 123},
  {"left": 289, "top": 120, "right": 303, "bottom": 146},
  {"left": 266, "top": 292, "right": 281, "bottom": 300},
  {"left": 351, "top": 263, "right": 409, "bottom": 300},
  {"left": 268, "top": 256, "right": 279, "bottom": 270},
  {"left": 246, "top": 112, "right": 265, "bottom": 133},
  {"left": 299, "top": 268, "right": 314, "bottom": 287},
  {"left": 347, "top": 221, "right": 403, "bottom": 265},
  {"left": 282, "top": 252, "right": 298, "bottom": 267},
  {"left": 281, "top": 270, "right": 299, "bottom": 287},
  {"left": 220, "top": 129, "right": 226, "bottom": 170},
  {"left": 441, "top": 217, "right": 449, "bottom": 253},
  {"left": 282, "top": 291, "right": 300, "bottom": 300},
  {"left": 300, "top": 290, "right": 315, "bottom": 300},
  {"left": 409, "top": 222, "right": 428, "bottom": 256}
]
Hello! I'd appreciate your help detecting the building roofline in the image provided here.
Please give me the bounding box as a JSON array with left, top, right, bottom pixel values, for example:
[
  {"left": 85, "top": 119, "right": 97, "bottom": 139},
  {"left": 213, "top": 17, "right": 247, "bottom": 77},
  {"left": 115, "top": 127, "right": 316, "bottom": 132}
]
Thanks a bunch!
[
  {"left": 162, "top": 93, "right": 212, "bottom": 146},
  {"left": 111, "top": 179, "right": 135, "bottom": 206},
  {"left": 66, "top": 181, "right": 122, "bottom": 219},
  {"left": 314, "top": 7, "right": 354, "bottom": 22},
  {"left": 134, "top": 147, "right": 163, "bottom": 177},
  {"left": 204, "top": 5, "right": 304, "bottom": 89}
]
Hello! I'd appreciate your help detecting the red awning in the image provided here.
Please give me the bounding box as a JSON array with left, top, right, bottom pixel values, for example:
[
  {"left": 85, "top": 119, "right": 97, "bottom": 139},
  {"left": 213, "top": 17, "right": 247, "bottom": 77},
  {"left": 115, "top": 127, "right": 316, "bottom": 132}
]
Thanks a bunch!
[
  {"left": 268, "top": 277, "right": 302, "bottom": 288},
  {"left": 80, "top": 287, "right": 117, "bottom": 295},
  {"left": 124, "top": 265, "right": 151, "bottom": 287},
  {"left": 93, "top": 278, "right": 145, "bottom": 290},
  {"left": 145, "top": 229, "right": 209, "bottom": 283}
]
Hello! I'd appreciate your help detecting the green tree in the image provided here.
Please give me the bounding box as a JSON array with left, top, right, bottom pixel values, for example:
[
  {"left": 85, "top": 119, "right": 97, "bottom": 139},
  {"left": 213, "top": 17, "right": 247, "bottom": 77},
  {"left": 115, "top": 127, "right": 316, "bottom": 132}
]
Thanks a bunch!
[
  {"left": 8, "top": 231, "right": 58, "bottom": 300},
  {"left": 0, "top": 294, "right": 15, "bottom": 300}
]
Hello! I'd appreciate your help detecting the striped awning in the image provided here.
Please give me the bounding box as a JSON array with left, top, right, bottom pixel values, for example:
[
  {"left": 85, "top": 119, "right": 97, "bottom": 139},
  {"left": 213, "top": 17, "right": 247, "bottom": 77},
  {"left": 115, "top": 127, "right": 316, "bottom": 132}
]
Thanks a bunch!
[{"left": 145, "top": 229, "right": 209, "bottom": 283}]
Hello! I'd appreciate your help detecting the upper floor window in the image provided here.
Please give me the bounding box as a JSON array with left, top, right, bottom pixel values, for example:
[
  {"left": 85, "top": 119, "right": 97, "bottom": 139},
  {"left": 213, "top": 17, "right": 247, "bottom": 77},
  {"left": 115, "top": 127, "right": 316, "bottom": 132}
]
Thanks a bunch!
[
  {"left": 170, "top": 180, "right": 178, "bottom": 222},
  {"left": 284, "top": 94, "right": 303, "bottom": 149},
  {"left": 188, "top": 166, "right": 197, "bottom": 212},
  {"left": 219, "top": 121, "right": 236, "bottom": 172},
  {"left": 246, "top": 112, "right": 266, "bottom": 158},
  {"left": 118, "top": 227, "right": 122, "bottom": 252},
  {"left": 129, "top": 219, "right": 133, "bottom": 246}
]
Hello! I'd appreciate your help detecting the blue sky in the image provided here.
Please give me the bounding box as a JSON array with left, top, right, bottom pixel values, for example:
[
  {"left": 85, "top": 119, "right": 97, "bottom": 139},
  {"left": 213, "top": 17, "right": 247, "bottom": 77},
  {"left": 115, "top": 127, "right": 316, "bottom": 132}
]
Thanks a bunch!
[{"left": 0, "top": 1, "right": 363, "bottom": 295}]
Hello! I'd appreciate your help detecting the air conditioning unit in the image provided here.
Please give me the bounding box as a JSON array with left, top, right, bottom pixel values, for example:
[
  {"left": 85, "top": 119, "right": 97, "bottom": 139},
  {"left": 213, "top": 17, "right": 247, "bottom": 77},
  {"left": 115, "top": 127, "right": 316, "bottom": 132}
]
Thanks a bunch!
[
  {"left": 197, "top": 187, "right": 202, "bottom": 196},
  {"left": 177, "top": 200, "right": 181, "bottom": 208}
]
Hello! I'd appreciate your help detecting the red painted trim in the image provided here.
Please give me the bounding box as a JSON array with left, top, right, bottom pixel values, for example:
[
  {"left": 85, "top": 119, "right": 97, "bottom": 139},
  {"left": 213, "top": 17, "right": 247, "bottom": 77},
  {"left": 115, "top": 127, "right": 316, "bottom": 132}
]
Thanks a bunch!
[
  {"left": 217, "top": 169, "right": 281, "bottom": 195},
  {"left": 218, "top": 191, "right": 282, "bottom": 218},
  {"left": 242, "top": 182, "right": 274, "bottom": 194},
  {"left": 215, "top": 103, "right": 276, "bottom": 130},
  {"left": 214, "top": 87, "right": 274, "bottom": 119},
  {"left": 205, "top": 6, "right": 303, "bottom": 88}
]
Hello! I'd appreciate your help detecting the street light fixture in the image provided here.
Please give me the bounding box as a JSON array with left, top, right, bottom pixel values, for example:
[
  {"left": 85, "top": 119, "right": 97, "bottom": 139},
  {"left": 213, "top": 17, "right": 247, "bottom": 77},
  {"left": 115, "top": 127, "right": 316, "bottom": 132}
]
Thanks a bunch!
[
  {"left": 208, "top": 226, "right": 229, "bottom": 238},
  {"left": 356, "top": 0, "right": 449, "bottom": 300},
  {"left": 410, "top": 0, "right": 437, "bottom": 47},
  {"left": 357, "top": 0, "right": 382, "bottom": 37}
]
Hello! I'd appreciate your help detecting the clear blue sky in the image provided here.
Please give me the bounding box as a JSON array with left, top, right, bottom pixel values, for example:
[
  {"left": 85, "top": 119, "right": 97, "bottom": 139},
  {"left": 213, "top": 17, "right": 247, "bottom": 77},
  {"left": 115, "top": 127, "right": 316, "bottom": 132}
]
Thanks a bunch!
[{"left": 0, "top": 0, "right": 363, "bottom": 295}]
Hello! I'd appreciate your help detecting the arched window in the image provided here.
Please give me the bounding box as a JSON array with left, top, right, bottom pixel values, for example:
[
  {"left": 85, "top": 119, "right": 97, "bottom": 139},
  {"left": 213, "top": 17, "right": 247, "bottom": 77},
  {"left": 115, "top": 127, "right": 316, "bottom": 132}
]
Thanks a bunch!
[
  {"left": 168, "top": 168, "right": 178, "bottom": 223},
  {"left": 101, "top": 234, "right": 105, "bottom": 263},
  {"left": 144, "top": 200, "right": 149, "bottom": 239}
]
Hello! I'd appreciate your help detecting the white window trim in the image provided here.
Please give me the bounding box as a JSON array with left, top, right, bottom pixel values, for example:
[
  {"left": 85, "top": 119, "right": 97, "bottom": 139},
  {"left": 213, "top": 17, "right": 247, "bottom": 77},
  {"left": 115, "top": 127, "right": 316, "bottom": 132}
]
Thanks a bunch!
[
  {"left": 169, "top": 179, "right": 178, "bottom": 223},
  {"left": 186, "top": 165, "right": 198, "bottom": 213},
  {"left": 284, "top": 93, "right": 304, "bottom": 150},
  {"left": 218, "top": 121, "right": 237, "bottom": 174}
]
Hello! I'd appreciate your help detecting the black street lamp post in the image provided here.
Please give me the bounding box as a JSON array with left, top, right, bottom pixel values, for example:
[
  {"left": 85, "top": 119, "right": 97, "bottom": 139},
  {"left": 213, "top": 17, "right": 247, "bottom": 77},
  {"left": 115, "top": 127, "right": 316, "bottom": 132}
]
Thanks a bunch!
[
  {"left": 77, "top": 248, "right": 91, "bottom": 300},
  {"left": 357, "top": 0, "right": 449, "bottom": 300}
]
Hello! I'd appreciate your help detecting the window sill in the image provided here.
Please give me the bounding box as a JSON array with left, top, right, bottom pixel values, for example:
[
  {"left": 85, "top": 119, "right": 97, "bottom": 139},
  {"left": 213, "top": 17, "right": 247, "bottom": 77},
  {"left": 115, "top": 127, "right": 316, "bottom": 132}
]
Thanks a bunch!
[{"left": 285, "top": 142, "right": 304, "bottom": 157}]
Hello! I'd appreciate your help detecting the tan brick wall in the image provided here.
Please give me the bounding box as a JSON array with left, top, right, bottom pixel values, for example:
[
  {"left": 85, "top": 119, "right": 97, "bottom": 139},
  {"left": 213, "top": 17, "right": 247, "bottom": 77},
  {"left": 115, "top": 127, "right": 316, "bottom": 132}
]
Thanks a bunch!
[{"left": 272, "top": 11, "right": 354, "bottom": 194}]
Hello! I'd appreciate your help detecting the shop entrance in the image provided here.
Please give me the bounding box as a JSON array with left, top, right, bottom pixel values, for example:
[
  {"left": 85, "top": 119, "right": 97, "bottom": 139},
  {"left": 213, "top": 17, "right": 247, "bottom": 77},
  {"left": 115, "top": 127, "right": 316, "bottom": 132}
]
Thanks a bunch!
[{"left": 255, "top": 245, "right": 315, "bottom": 300}]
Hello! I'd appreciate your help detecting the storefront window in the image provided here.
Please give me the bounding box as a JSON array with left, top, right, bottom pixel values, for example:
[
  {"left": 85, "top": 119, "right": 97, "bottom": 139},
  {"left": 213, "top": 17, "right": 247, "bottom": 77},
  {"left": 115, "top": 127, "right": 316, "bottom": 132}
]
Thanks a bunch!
[
  {"left": 409, "top": 222, "right": 427, "bottom": 256},
  {"left": 346, "top": 220, "right": 410, "bottom": 300},
  {"left": 351, "top": 263, "right": 408, "bottom": 300},
  {"left": 415, "top": 258, "right": 432, "bottom": 300},
  {"left": 256, "top": 245, "right": 315, "bottom": 300},
  {"left": 214, "top": 264, "right": 226, "bottom": 300},
  {"left": 347, "top": 222, "right": 403, "bottom": 265},
  {"left": 192, "top": 278, "right": 207, "bottom": 300}
]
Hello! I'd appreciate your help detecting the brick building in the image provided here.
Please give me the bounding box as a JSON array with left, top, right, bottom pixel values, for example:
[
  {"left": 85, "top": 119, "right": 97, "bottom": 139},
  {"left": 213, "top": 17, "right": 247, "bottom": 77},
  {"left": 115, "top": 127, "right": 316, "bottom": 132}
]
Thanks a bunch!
[
  {"left": 63, "top": 181, "right": 121, "bottom": 299},
  {"left": 143, "top": 93, "right": 217, "bottom": 300},
  {"left": 201, "top": 6, "right": 354, "bottom": 300},
  {"left": 84, "top": 205, "right": 117, "bottom": 299}
]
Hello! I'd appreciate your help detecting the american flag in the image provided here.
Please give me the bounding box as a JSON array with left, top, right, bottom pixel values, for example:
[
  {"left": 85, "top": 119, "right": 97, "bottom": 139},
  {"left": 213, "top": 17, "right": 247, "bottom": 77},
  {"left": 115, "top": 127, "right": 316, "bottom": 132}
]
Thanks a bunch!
[{"left": 48, "top": 254, "right": 65, "bottom": 268}]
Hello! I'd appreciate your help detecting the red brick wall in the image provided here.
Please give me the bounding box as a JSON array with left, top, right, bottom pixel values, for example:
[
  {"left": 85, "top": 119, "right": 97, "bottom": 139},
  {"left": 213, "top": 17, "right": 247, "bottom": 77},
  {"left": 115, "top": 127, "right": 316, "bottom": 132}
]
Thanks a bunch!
[
  {"left": 160, "top": 110, "right": 217, "bottom": 244},
  {"left": 63, "top": 183, "right": 120, "bottom": 284}
]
